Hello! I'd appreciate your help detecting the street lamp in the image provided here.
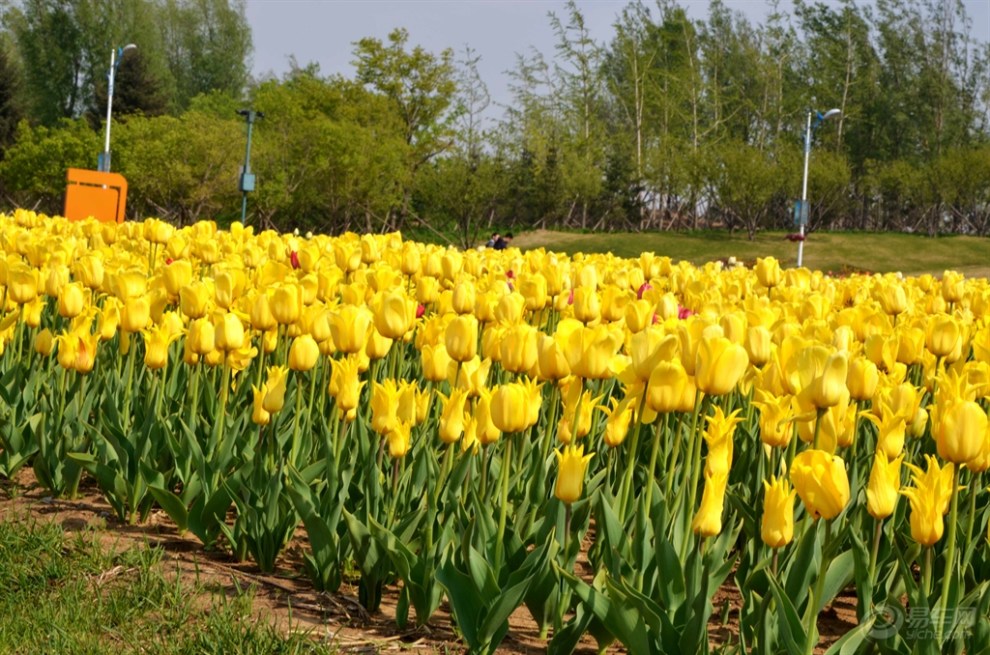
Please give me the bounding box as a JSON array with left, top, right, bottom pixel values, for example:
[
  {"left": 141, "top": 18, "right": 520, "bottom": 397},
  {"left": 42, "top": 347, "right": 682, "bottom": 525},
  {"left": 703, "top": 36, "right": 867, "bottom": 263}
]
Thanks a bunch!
[
  {"left": 237, "top": 109, "right": 264, "bottom": 224},
  {"left": 796, "top": 107, "right": 840, "bottom": 268},
  {"left": 98, "top": 43, "right": 137, "bottom": 172}
]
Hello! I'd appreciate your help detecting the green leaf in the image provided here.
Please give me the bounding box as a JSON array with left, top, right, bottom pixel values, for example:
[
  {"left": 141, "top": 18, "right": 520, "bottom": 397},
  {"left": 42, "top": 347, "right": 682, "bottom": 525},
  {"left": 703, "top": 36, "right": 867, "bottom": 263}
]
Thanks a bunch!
[
  {"left": 148, "top": 485, "right": 189, "bottom": 533},
  {"left": 769, "top": 576, "right": 809, "bottom": 655},
  {"left": 823, "top": 615, "right": 876, "bottom": 655}
]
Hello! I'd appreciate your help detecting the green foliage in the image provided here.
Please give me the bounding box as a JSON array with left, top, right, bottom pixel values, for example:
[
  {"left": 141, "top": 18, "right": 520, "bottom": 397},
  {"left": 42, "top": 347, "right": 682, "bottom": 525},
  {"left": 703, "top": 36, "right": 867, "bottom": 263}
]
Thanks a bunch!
[{"left": 0, "top": 118, "right": 100, "bottom": 213}]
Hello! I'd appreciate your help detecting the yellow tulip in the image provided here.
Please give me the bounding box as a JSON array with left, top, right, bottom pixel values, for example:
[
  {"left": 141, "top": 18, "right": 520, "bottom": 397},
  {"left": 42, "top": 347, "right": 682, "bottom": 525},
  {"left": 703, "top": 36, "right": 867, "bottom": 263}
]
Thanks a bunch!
[
  {"left": 901, "top": 456, "right": 955, "bottom": 546},
  {"left": 328, "top": 355, "right": 365, "bottom": 414},
  {"left": 453, "top": 356, "right": 491, "bottom": 397},
  {"left": 536, "top": 334, "right": 571, "bottom": 381},
  {"left": 386, "top": 420, "right": 413, "bottom": 458},
  {"left": 490, "top": 382, "right": 537, "bottom": 433},
  {"left": 120, "top": 296, "right": 151, "bottom": 333},
  {"left": 695, "top": 335, "right": 749, "bottom": 396},
  {"left": 790, "top": 449, "right": 850, "bottom": 520},
  {"left": 262, "top": 366, "right": 288, "bottom": 414},
  {"left": 704, "top": 407, "right": 743, "bottom": 479},
  {"left": 451, "top": 281, "right": 477, "bottom": 315},
  {"left": 8, "top": 265, "right": 39, "bottom": 304},
  {"left": 439, "top": 388, "right": 470, "bottom": 444},
  {"left": 421, "top": 343, "right": 453, "bottom": 382},
  {"left": 371, "top": 379, "right": 401, "bottom": 435},
  {"left": 445, "top": 314, "right": 479, "bottom": 363},
  {"left": 74, "top": 255, "right": 104, "bottom": 289},
  {"left": 646, "top": 360, "right": 690, "bottom": 414},
  {"left": 473, "top": 389, "right": 502, "bottom": 445},
  {"left": 754, "top": 257, "right": 782, "bottom": 287},
  {"left": 935, "top": 400, "right": 987, "bottom": 464},
  {"left": 624, "top": 298, "right": 654, "bottom": 333},
  {"left": 416, "top": 276, "right": 440, "bottom": 305},
  {"left": 399, "top": 242, "right": 421, "bottom": 276},
  {"left": 692, "top": 468, "right": 728, "bottom": 537},
  {"left": 554, "top": 444, "right": 594, "bottom": 505},
  {"left": 144, "top": 324, "right": 178, "bottom": 370},
  {"left": 941, "top": 270, "right": 965, "bottom": 304},
  {"left": 563, "top": 323, "right": 623, "bottom": 380},
  {"left": 864, "top": 411, "right": 907, "bottom": 459},
  {"left": 328, "top": 304, "right": 372, "bottom": 355},
  {"left": 35, "top": 328, "right": 55, "bottom": 356},
  {"left": 498, "top": 323, "right": 539, "bottom": 374},
  {"left": 601, "top": 395, "right": 635, "bottom": 447},
  {"left": 272, "top": 283, "right": 302, "bottom": 326},
  {"left": 808, "top": 352, "right": 848, "bottom": 409},
  {"left": 846, "top": 357, "right": 879, "bottom": 401},
  {"left": 162, "top": 259, "right": 193, "bottom": 297},
  {"left": 866, "top": 450, "right": 903, "bottom": 520},
  {"left": 745, "top": 326, "right": 772, "bottom": 367},
  {"left": 289, "top": 334, "right": 320, "bottom": 372},
  {"left": 214, "top": 312, "right": 245, "bottom": 352},
  {"left": 214, "top": 269, "right": 245, "bottom": 309},
  {"left": 372, "top": 289, "right": 417, "bottom": 339},
  {"left": 629, "top": 328, "right": 678, "bottom": 383},
  {"left": 753, "top": 393, "right": 794, "bottom": 448},
  {"left": 250, "top": 292, "right": 277, "bottom": 331},
  {"left": 494, "top": 292, "right": 526, "bottom": 325},
  {"left": 57, "top": 282, "right": 86, "bottom": 319},
  {"left": 519, "top": 274, "right": 548, "bottom": 311},
  {"left": 926, "top": 314, "right": 962, "bottom": 358},
  {"left": 571, "top": 287, "right": 601, "bottom": 323},
  {"left": 179, "top": 282, "right": 211, "bottom": 320},
  {"left": 251, "top": 385, "right": 271, "bottom": 426},
  {"left": 877, "top": 282, "right": 908, "bottom": 316},
  {"left": 761, "top": 476, "right": 796, "bottom": 548}
]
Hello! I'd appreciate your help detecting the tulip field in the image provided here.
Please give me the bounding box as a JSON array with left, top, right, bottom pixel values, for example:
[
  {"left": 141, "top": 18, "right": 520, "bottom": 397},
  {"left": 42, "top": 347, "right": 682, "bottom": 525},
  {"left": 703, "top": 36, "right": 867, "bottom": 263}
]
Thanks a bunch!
[{"left": 1, "top": 209, "right": 990, "bottom": 654}]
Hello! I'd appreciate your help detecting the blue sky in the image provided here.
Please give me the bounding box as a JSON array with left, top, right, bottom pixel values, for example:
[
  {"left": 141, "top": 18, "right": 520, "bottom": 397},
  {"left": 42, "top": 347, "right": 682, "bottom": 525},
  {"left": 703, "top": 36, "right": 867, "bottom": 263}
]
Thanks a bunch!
[{"left": 245, "top": 0, "right": 990, "bottom": 117}]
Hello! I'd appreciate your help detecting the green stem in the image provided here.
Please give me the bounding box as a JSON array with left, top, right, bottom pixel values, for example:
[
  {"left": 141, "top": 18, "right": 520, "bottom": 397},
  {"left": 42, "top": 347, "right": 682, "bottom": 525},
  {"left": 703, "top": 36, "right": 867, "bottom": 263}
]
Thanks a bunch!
[
  {"left": 812, "top": 407, "right": 825, "bottom": 450},
  {"left": 642, "top": 413, "right": 666, "bottom": 515},
  {"left": 922, "top": 545, "right": 933, "bottom": 600},
  {"left": 683, "top": 393, "right": 710, "bottom": 559},
  {"left": 804, "top": 521, "right": 833, "bottom": 655},
  {"left": 617, "top": 391, "right": 648, "bottom": 522},
  {"left": 290, "top": 372, "right": 304, "bottom": 464},
  {"left": 963, "top": 471, "right": 980, "bottom": 565},
  {"left": 187, "top": 364, "right": 201, "bottom": 435},
  {"left": 215, "top": 357, "right": 230, "bottom": 448},
  {"left": 867, "top": 517, "right": 883, "bottom": 617},
  {"left": 664, "top": 411, "right": 685, "bottom": 500},
  {"left": 494, "top": 434, "right": 514, "bottom": 570},
  {"left": 936, "top": 466, "right": 961, "bottom": 643}
]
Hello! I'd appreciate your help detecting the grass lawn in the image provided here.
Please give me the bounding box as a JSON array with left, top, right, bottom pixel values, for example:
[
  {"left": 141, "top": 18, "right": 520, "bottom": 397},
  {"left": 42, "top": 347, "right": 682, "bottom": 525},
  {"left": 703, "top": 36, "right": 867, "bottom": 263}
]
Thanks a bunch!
[
  {"left": 510, "top": 229, "right": 990, "bottom": 278},
  {"left": 0, "top": 517, "right": 332, "bottom": 655}
]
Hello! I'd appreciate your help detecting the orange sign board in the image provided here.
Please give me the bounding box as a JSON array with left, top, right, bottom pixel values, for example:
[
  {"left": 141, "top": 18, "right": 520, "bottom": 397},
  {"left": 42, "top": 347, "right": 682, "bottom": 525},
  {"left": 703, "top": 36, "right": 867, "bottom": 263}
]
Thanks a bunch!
[{"left": 64, "top": 168, "right": 128, "bottom": 223}]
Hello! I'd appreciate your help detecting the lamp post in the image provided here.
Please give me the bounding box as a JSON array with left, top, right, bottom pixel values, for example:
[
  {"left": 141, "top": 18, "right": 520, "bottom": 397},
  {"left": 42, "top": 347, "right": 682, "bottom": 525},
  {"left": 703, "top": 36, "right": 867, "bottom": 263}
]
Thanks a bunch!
[
  {"left": 98, "top": 43, "right": 137, "bottom": 172},
  {"left": 236, "top": 109, "right": 264, "bottom": 224},
  {"left": 796, "top": 107, "right": 840, "bottom": 268}
]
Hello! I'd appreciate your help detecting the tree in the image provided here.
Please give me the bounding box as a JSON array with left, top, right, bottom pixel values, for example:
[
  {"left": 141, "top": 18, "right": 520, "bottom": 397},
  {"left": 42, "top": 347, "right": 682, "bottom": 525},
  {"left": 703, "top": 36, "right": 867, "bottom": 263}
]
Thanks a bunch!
[
  {"left": 0, "top": 34, "right": 24, "bottom": 154},
  {"left": 157, "top": 0, "right": 252, "bottom": 111},
  {"left": 5, "top": 0, "right": 86, "bottom": 124},
  {"left": 353, "top": 28, "right": 457, "bottom": 228},
  {"left": 0, "top": 119, "right": 100, "bottom": 213}
]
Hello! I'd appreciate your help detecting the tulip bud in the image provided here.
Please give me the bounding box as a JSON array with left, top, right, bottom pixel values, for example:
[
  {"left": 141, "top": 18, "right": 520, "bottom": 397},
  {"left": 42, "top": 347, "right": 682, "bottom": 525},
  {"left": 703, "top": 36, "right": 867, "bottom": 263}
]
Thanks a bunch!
[
  {"left": 554, "top": 444, "right": 593, "bottom": 505},
  {"left": 866, "top": 450, "right": 902, "bottom": 520},
  {"left": 289, "top": 334, "right": 320, "bottom": 372},
  {"left": 790, "top": 450, "right": 850, "bottom": 520},
  {"left": 761, "top": 476, "right": 796, "bottom": 548}
]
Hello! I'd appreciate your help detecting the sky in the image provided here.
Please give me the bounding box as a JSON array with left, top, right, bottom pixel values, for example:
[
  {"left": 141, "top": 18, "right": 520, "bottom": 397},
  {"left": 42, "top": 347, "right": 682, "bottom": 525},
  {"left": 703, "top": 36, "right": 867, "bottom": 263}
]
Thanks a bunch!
[{"left": 245, "top": 0, "right": 990, "bottom": 119}]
